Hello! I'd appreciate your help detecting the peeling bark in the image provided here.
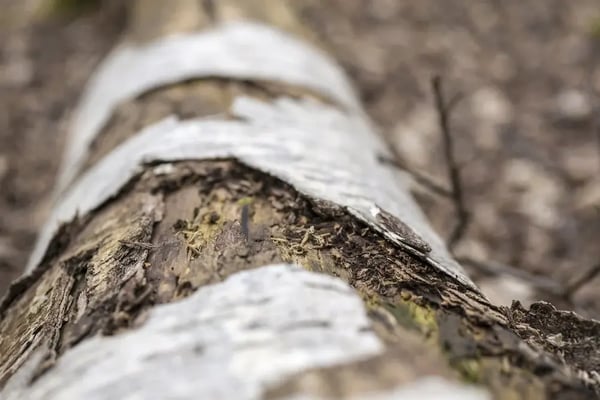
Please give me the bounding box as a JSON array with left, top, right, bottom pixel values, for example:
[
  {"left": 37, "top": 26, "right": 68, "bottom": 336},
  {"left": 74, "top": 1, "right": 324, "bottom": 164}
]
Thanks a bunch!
[{"left": 1, "top": 1, "right": 599, "bottom": 399}]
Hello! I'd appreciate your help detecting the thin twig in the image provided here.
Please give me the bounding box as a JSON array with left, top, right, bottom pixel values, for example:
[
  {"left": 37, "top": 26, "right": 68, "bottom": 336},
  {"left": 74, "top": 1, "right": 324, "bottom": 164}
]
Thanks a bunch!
[
  {"left": 377, "top": 154, "right": 452, "bottom": 198},
  {"left": 447, "top": 92, "right": 466, "bottom": 113},
  {"left": 563, "top": 263, "right": 600, "bottom": 297},
  {"left": 457, "top": 256, "right": 564, "bottom": 295},
  {"left": 431, "top": 76, "right": 470, "bottom": 249},
  {"left": 461, "top": 255, "right": 600, "bottom": 299},
  {"left": 596, "top": 104, "right": 600, "bottom": 181}
]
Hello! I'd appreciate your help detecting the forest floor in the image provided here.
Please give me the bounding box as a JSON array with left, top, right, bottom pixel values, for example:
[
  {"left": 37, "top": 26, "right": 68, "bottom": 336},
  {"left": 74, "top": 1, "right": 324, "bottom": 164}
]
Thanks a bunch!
[{"left": 1, "top": 0, "right": 599, "bottom": 317}]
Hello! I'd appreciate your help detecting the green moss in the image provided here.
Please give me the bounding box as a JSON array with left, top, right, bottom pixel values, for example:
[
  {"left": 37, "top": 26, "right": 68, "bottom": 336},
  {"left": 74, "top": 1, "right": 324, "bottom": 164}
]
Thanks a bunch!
[
  {"left": 39, "top": 0, "right": 100, "bottom": 18},
  {"left": 588, "top": 17, "right": 600, "bottom": 39},
  {"left": 382, "top": 299, "right": 438, "bottom": 339},
  {"left": 237, "top": 196, "right": 254, "bottom": 206},
  {"left": 453, "top": 358, "right": 482, "bottom": 383}
]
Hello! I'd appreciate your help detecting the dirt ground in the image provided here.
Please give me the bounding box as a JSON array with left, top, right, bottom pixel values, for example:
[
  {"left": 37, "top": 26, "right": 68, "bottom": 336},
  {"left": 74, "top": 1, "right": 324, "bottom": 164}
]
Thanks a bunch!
[{"left": 1, "top": 1, "right": 599, "bottom": 317}]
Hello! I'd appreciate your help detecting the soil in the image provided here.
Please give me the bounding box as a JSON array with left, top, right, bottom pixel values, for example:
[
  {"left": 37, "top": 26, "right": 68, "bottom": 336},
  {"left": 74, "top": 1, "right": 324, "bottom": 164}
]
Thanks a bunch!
[{"left": 1, "top": 0, "right": 599, "bottom": 316}]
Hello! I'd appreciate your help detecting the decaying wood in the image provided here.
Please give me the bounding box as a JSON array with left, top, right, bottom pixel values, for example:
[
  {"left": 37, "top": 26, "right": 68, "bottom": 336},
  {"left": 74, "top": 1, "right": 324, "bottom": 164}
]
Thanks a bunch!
[{"left": 0, "top": 1, "right": 599, "bottom": 399}]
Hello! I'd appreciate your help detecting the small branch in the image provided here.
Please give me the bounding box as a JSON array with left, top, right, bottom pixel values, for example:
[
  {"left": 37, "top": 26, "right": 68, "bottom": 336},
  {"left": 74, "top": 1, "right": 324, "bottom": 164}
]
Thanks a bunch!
[
  {"left": 377, "top": 155, "right": 452, "bottom": 198},
  {"left": 563, "top": 263, "right": 600, "bottom": 297},
  {"left": 431, "top": 76, "right": 470, "bottom": 250},
  {"left": 596, "top": 107, "right": 600, "bottom": 181},
  {"left": 592, "top": 107, "right": 600, "bottom": 214},
  {"left": 457, "top": 256, "right": 564, "bottom": 295},
  {"left": 461, "top": 255, "right": 600, "bottom": 300},
  {"left": 446, "top": 92, "right": 466, "bottom": 113}
]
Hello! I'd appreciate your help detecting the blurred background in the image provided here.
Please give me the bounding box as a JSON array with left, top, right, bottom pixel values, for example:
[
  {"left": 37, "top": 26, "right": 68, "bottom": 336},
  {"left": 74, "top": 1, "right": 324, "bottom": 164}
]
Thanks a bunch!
[{"left": 0, "top": 0, "right": 599, "bottom": 316}]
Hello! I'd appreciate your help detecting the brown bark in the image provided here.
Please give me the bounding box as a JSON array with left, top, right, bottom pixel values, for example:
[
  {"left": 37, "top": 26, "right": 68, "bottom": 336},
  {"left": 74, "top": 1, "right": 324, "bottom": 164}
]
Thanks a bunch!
[{"left": 0, "top": 1, "right": 598, "bottom": 399}]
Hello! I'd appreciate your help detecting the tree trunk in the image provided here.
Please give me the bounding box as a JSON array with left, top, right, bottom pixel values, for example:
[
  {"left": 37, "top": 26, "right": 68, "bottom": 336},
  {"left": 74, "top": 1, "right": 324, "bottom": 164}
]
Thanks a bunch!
[{"left": 1, "top": 1, "right": 599, "bottom": 399}]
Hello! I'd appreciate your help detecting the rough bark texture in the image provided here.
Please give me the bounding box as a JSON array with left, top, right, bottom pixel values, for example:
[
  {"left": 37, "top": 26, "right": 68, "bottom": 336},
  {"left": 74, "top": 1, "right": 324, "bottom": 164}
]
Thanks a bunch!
[{"left": 0, "top": 1, "right": 599, "bottom": 399}]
